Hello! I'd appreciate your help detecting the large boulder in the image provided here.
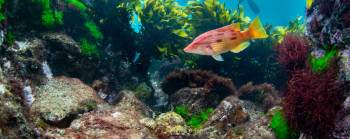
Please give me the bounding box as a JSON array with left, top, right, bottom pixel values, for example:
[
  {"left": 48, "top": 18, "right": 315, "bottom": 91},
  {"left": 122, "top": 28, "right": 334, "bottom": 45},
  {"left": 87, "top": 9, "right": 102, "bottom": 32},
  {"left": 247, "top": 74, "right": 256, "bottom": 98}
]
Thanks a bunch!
[
  {"left": 30, "top": 76, "right": 105, "bottom": 128},
  {"left": 35, "top": 90, "right": 155, "bottom": 138}
]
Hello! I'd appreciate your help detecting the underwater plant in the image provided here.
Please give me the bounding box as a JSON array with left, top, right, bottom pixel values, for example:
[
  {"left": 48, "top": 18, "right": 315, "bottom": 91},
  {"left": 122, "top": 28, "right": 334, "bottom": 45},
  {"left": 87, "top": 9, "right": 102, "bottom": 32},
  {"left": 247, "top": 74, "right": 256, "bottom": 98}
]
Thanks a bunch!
[
  {"left": 41, "top": 9, "right": 55, "bottom": 27},
  {"left": 269, "top": 108, "right": 296, "bottom": 139},
  {"left": 0, "top": 0, "right": 5, "bottom": 22},
  {"left": 134, "top": 82, "right": 152, "bottom": 99},
  {"left": 131, "top": 0, "right": 190, "bottom": 60},
  {"left": 161, "top": 68, "right": 236, "bottom": 97},
  {"left": 63, "top": 0, "right": 87, "bottom": 13},
  {"left": 186, "top": 108, "right": 214, "bottom": 129},
  {"left": 271, "top": 17, "right": 306, "bottom": 43},
  {"left": 237, "top": 82, "right": 281, "bottom": 112},
  {"left": 54, "top": 11, "right": 64, "bottom": 25},
  {"left": 176, "top": 105, "right": 214, "bottom": 129},
  {"left": 273, "top": 34, "right": 310, "bottom": 72},
  {"left": 282, "top": 67, "right": 343, "bottom": 138},
  {"left": 310, "top": 45, "right": 338, "bottom": 72},
  {"left": 184, "top": 0, "right": 251, "bottom": 37},
  {"left": 176, "top": 105, "right": 190, "bottom": 121},
  {"left": 85, "top": 20, "right": 104, "bottom": 40},
  {"left": 79, "top": 38, "right": 100, "bottom": 57}
]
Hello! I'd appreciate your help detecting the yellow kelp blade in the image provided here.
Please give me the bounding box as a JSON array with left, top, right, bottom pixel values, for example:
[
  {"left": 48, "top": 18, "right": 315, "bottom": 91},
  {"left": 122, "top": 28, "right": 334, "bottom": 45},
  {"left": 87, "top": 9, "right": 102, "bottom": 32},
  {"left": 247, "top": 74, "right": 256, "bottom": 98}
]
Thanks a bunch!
[{"left": 306, "top": 0, "right": 313, "bottom": 9}]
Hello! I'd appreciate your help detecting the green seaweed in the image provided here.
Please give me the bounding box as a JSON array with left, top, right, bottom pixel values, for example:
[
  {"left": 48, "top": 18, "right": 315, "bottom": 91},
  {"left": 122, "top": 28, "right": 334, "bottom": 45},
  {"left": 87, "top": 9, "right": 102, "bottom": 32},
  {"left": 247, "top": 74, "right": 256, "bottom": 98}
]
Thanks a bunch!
[
  {"left": 176, "top": 105, "right": 190, "bottom": 121},
  {"left": 41, "top": 9, "right": 55, "bottom": 27},
  {"left": 85, "top": 20, "right": 104, "bottom": 40},
  {"left": 134, "top": 82, "right": 152, "bottom": 99},
  {"left": 310, "top": 45, "right": 338, "bottom": 72},
  {"left": 175, "top": 105, "right": 214, "bottom": 129},
  {"left": 63, "top": 0, "right": 87, "bottom": 12},
  {"left": 186, "top": 108, "right": 214, "bottom": 129},
  {"left": 79, "top": 38, "right": 100, "bottom": 57},
  {"left": 54, "top": 11, "right": 64, "bottom": 25},
  {"left": 269, "top": 109, "right": 297, "bottom": 139},
  {"left": 4, "top": 30, "right": 15, "bottom": 46},
  {"left": 0, "top": 0, "right": 5, "bottom": 22}
]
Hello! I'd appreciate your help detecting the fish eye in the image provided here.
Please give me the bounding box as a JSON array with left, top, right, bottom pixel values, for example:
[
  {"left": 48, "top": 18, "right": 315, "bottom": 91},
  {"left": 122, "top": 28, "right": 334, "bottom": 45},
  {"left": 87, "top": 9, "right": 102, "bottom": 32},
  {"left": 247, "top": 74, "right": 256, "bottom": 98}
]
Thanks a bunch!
[{"left": 194, "top": 42, "right": 198, "bottom": 44}]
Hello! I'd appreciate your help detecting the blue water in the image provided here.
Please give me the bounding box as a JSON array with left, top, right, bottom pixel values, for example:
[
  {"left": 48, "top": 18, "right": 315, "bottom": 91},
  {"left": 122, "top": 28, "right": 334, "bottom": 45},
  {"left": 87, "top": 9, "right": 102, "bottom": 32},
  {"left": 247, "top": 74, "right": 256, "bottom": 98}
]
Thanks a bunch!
[{"left": 132, "top": 0, "right": 306, "bottom": 32}]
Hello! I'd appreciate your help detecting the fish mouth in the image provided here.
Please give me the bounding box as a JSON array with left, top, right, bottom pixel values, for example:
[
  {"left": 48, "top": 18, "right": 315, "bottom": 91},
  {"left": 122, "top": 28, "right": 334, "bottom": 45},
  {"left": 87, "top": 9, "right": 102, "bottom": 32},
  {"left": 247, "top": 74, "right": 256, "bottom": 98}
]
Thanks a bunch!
[{"left": 183, "top": 47, "right": 190, "bottom": 52}]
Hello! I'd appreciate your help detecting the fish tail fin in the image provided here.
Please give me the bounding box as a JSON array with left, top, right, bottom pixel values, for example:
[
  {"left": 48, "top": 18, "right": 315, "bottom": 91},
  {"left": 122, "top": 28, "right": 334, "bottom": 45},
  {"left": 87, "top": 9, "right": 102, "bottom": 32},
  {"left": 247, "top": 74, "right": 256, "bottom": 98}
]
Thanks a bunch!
[{"left": 247, "top": 17, "right": 268, "bottom": 39}]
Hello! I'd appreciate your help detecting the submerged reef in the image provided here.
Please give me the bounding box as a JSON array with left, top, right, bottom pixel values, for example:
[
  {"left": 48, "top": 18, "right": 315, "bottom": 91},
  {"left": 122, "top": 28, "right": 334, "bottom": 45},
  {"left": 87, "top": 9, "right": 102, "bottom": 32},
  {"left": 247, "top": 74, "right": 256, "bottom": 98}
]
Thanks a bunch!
[{"left": 0, "top": 0, "right": 349, "bottom": 138}]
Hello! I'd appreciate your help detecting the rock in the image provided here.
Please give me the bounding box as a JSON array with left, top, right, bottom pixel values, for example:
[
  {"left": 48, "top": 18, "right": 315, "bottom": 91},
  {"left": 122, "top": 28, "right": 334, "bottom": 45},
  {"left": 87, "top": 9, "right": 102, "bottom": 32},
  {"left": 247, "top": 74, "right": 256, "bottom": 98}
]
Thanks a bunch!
[
  {"left": 0, "top": 84, "right": 30, "bottom": 138},
  {"left": 91, "top": 80, "right": 108, "bottom": 99},
  {"left": 35, "top": 90, "right": 155, "bottom": 138},
  {"left": 30, "top": 76, "right": 105, "bottom": 128},
  {"left": 114, "top": 90, "right": 152, "bottom": 119},
  {"left": 192, "top": 96, "right": 248, "bottom": 138},
  {"left": 140, "top": 111, "right": 193, "bottom": 139},
  {"left": 43, "top": 33, "right": 100, "bottom": 82},
  {"left": 226, "top": 116, "right": 276, "bottom": 139},
  {"left": 41, "top": 109, "right": 156, "bottom": 138},
  {"left": 171, "top": 87, "right": 214, "bottom": 116}
]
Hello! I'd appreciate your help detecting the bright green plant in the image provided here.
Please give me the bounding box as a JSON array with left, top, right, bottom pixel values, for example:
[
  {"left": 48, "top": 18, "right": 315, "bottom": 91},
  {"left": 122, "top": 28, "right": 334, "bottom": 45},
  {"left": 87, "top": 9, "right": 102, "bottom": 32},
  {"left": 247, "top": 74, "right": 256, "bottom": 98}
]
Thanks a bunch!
[
  {"left": 41, "top": 9, "right": 55, "bottom": 27},
  {"left": 310, "top": 45, "right": 337, "bottom": 72},
  {"left": 79, "top": 38, "right": 100, "bottom": 57},
  {"left": 186, "top": 108, "right": 214, "bottom": 129},
  {"left": 176, "top": 105, "right": 190, "bottom": 121},
  {"left": 175, "top": 105, "right": 214, "bottom": 129},
  {"left": 4, "top": 30, "right": 15, "bottom": 46},
  {"left": 63, "top": 0, "right": 87, "bottom": 12},
  {"left": 85, "top": 20, "right": 104, "bottom": 40},
  {"left": 269, "top": 109, "right": 296, "bottom": 139},
  {"left": 0, "top": 0, "right": 5, "bottom": 22},
  {"left": 54, "top": 11, "right": 64, "bottom": 25}
]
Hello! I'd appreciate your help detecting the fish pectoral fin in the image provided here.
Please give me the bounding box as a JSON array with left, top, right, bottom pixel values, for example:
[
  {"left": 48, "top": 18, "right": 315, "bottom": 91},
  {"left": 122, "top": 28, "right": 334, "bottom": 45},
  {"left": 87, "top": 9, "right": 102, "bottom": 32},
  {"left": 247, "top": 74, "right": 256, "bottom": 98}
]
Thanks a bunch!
[
  {"left": 230, "top": 42, "right": 250, "bottom": 53},
  {"left": 212, "top": 54, "right": 224, "bottom": 61}
]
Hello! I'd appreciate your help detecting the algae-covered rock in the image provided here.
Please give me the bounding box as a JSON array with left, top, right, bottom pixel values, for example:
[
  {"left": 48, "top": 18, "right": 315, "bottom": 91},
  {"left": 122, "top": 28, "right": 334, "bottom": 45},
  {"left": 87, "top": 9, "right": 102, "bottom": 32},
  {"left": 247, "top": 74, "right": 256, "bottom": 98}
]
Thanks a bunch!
[
  {"left": 140, "top": 111, "right": 193, "bottom": 138},
  {"left": 31, "top": 76, "right": 105, "bottom": 128},
  {"left": 0, "top": 84, "right": 30, "bottom": 138},
  {"left": 40, "top": 109, "right": 156, "bottom": 138}
]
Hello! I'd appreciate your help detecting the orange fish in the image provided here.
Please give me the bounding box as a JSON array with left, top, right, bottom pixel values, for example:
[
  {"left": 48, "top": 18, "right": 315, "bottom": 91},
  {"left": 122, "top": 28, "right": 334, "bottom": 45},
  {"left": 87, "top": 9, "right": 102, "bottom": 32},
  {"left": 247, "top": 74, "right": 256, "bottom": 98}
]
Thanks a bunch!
[{"left": 184, "top": 17, "right": 268, "bottom": 61}]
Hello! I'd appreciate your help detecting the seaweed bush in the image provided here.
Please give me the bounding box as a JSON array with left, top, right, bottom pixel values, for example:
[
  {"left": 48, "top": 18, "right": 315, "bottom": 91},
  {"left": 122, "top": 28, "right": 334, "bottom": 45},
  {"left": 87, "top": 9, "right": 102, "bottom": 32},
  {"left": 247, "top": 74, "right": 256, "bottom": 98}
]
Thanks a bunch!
[
  {"left": 184, "top": 0, "right": 250, "bottom": 37},
  {"left": 63, "top": 0, "right": 87, "bottom": 13},
  {"left": 175, "top": 105, "right": 214, "bottom": 129},
  {"left": 0, "top": 0, "right": 6, "bottom": 22},
  {"left": 79, "top": 38, "right": 100, "bottom": 57},
  {"left": 132, "top": 0, "right": 190, "bottom": 60},
  {"left": 269, "top": 109, "right": 296, "bottom": 139},
  {"left": 85, "top": 20, "right": 103, "bottom": 40},
  {"left": 31, "top": 0, "right": 65, "bottom": 28},
  {"left": 271, "top": 17, "right": 306, "bottom": 43},
  {"left": 186, "top": 108, "right": 214, "bottom": 129},
  {"left": 310, "top": 45, "right": 338, "bottom": 72}
]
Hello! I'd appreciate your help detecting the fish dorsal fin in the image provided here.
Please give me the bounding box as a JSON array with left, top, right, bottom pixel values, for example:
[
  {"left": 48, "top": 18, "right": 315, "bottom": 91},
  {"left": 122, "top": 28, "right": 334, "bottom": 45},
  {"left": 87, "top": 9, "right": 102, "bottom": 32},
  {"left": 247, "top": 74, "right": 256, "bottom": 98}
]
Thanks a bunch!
[
  {"left": 219, "top": 23, "right": 240, "bottom": 31},
  {"left": 230, "top": 42, "right": 250, "bottom": 53},
  {"left": 212, "top": 54, "right": 224, "bottom": 61}
]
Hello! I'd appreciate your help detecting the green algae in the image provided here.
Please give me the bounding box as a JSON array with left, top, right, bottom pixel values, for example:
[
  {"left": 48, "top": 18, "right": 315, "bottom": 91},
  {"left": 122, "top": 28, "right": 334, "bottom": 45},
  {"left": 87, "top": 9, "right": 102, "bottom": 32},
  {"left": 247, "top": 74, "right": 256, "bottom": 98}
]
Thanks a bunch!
[
  {"left": 310, "top": 45, "right": 338, "bottom": 72},
  {"left": 269, "top": 109, "right": 297, "bottom": 139},
  {"left": 79, "top": 38, "right": 100, "bottom": 57}
]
